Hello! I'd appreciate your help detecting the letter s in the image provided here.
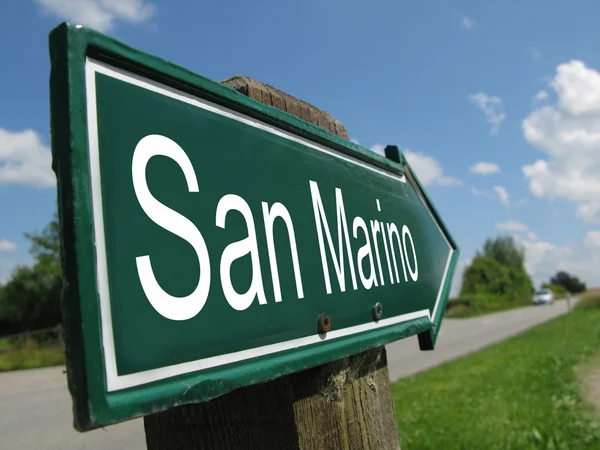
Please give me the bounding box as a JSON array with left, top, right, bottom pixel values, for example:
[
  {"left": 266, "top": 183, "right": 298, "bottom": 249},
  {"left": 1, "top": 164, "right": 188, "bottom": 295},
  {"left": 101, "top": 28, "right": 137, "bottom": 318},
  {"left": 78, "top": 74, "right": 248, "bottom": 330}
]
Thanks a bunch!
[{"left": 132, "top": 134, "right": 211, "bottom": 320}]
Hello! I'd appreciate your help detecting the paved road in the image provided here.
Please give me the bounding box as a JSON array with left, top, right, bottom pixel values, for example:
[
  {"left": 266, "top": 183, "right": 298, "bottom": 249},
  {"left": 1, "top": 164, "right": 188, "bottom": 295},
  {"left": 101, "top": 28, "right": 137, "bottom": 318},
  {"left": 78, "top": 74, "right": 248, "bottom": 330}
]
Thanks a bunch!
[{"left": 0, "top": 300, "right": 573, "bottom": 450}]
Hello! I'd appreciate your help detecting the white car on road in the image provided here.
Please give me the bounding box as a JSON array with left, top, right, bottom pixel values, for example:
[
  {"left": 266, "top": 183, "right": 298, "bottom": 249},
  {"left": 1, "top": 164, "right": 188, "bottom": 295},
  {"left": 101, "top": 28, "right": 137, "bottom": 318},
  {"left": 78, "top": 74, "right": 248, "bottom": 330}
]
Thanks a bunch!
[{"left": 533, "top": 289, "right": 555, "bottom": 305}]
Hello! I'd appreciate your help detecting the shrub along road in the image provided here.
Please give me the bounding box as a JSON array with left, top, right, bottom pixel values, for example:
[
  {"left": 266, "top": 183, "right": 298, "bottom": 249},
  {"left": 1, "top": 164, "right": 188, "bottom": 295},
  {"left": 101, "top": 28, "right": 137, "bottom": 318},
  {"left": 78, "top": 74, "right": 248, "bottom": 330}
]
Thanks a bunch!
[{"left": 0, "top": 300, "right": 575, "bottom": 450}]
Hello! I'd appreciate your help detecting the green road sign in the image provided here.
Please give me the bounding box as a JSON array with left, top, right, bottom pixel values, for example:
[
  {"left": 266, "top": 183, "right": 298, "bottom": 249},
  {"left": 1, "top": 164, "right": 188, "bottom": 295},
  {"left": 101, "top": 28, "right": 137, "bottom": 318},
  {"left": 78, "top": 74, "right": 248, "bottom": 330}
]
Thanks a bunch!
[{"left": 49, "top": 23, "right": 459, "bottom": 431}]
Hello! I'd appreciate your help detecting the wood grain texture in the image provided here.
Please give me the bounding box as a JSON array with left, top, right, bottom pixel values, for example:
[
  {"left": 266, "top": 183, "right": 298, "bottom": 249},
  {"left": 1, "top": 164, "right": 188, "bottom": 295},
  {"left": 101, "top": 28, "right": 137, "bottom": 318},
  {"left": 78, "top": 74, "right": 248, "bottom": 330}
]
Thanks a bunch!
[
  {"left": 221, "top": 76, "right": 350, "bottom": 140},
  {"left": 144, "top": 76, "right": 400, "bottom": 450},
  {"left": 145, "top": 348, "right": 400, "bottom": 450}
]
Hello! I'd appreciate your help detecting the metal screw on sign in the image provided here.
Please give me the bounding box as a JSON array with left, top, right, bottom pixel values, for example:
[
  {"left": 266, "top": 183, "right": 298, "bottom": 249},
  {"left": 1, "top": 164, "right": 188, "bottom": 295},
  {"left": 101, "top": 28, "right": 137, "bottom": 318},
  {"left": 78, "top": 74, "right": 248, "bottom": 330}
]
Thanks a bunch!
[
  {"left": 372, "top": 302, "right": 383, "bottom": 321},
  {"left": 317, "top": 313, "right": 332, "bottom": 334}
]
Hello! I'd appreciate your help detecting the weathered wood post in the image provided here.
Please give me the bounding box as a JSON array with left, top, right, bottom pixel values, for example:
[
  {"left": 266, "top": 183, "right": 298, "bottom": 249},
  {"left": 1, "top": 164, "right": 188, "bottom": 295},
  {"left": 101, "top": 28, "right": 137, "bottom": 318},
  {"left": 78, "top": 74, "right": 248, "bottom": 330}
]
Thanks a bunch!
[{"left": 143, "top": 77, "right": 401, "bottom": 450}]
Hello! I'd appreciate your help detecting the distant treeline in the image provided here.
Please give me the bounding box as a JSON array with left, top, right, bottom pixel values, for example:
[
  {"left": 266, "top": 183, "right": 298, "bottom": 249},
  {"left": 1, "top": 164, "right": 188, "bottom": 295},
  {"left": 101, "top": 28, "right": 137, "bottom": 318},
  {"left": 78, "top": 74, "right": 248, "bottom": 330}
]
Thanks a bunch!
[{"left": 0, "top": 216, "right": 62, "bottom": 337}]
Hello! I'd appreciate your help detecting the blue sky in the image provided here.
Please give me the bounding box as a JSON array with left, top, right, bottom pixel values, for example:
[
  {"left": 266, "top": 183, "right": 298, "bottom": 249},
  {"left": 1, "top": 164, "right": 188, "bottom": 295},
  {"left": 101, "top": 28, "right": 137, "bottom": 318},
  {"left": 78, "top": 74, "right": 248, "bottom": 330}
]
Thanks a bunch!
[{"left": 1, "top": 0, "right": 600, "bottom": 293}]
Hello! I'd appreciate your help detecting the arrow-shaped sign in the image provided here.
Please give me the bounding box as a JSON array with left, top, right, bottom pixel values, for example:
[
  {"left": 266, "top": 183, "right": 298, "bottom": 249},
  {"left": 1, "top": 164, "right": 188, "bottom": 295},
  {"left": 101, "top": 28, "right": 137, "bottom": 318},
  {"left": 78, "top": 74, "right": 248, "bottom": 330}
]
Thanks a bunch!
[{"left": 50, "top": 23, "right": 459, "bottom": 430}]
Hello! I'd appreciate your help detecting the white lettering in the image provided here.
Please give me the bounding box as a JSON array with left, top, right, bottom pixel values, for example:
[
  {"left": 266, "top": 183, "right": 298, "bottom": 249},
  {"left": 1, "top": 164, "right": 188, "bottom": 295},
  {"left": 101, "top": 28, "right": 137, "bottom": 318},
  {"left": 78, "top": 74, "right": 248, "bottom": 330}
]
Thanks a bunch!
[
  {"left": 380, "top": 221, "right": 395, "bottom": 284},
  {"left": 262, "top": 202, "right": 304, "bottom": 302},
  {"left": 402, "top": 225, "right": 418, "bottom": 281},
  {"left": 370, "top": 220, "right": 385, "bottom": 286},
  {"left": 387, "top": 223, "right": 407, "bottom": 283},
  {"left": 352, "top": 217, "right": 378, "bottom": 289},
  {"left": 309, "top": 181, "right": 358, "bottom": 294},
  {"left": 216, "top": 194, "right": 267, "bottom": 310},
  {"left": 132, "top": 134, "right": 211, "bottom": 321}
]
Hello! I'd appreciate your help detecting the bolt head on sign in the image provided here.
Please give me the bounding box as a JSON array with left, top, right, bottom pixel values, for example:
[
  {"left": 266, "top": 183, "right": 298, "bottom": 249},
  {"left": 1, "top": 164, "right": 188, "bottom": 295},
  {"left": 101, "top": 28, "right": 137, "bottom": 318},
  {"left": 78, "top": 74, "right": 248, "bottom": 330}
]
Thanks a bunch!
[{"left": 49, "top": 23, "right": 459, "bottom": 431}]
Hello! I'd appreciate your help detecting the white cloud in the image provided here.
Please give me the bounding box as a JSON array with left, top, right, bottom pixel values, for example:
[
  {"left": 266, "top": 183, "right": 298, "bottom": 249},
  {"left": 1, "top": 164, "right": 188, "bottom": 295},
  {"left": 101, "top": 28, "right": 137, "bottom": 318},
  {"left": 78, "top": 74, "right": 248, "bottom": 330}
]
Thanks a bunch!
[
  {"left": 585, "top": 231, "right": 600, "bottom": 248},
  {"left": 0, "top": 128, "right": 55, "bottom": 187},
  {"left": 471, "top": 187, "right": 495, "bottom": 199},
  {"left": 551, "top": 60, "right": 600, "bottom": 115},
  {"left": 35, "top": 0, "right": 156, "bottom": 33},
  {"left": 578, "top": 202, "right": 600, "bottom": 223},
  {"left": 453, "top": 229, "right": 600, "bottom": 294},
  {"left": 370, "top": 143, "right": 385, "bottom": 156},
  {"left": 496, "top": 220, "right": 528, "bottom": 232},
  {"left": 469, "top": 92, "right": 506, "bottom": 134},
  {"left": 0, "top": 240, "right": 16, "bottom": 252},
  {"left": 493, "top": 185, "right": 510, "bottom": 207},
  {"left": 532, "top": 90, "right": 549, "bottom": 105},
  {"left": 404, "top": 150, "right": 462, "bottom": 186},
  {"left": 472, "top": 186, "right": 520, "bottom": 208},
  {"left": 350, "top": 138, "right": 360, "bottom": 145},
  {"left": 514, "top": 232, "right": 600, "bottom": 289},
  {"left": 522, "top": 60, "right": 600, "bottom": 224},
  {"left": 369, "top": 144, "right": 461, "bottom": 186},
  {"left": 460, "top": 16, "right": 476, "bottom": 30},
  {"left": 520, "top": 237, "right": 572, "bottom": 287},
  {"left": 0, "top": 278, "right": 6, "bottom": 287},
  {"left": 529, "top": 47, "right": 541, "bottom": 61},
  {"left": 469, "top": 161, "right": 500, "bottom": 175}
]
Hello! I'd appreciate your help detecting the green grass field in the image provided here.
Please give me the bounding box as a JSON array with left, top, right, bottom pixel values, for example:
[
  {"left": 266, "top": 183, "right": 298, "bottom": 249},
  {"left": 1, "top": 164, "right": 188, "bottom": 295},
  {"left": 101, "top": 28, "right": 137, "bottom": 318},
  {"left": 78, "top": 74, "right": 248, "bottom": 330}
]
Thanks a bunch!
[
  {"left": 393, "top": 308, "right": 600, "bottom": 449},
  {"left": 0, "top": 338, "right": 65, "bottom": 372}
]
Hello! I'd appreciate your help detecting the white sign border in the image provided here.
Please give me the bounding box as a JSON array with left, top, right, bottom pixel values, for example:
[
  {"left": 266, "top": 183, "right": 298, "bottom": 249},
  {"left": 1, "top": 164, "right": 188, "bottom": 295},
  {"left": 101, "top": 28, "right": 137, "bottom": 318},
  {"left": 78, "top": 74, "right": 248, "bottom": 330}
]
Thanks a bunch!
[{"left": 84, "top": 58, "right": 454, "bottom": 392}]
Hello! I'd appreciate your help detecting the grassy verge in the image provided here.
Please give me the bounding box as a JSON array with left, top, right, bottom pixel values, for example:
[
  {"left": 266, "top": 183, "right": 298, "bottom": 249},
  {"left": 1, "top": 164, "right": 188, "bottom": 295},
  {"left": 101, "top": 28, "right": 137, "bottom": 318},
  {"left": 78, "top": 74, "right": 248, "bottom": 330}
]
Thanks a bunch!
[
  {"left": 393, "top": 309, "right": 600, "bottom": 449},
  {"left": 0, "top": 337, "right": 11, "bottom": 350},
  {"left": 445, "top": 297, "right": 533, "bottom": 318},
  {"left": 0, "top": 338, "right": 65, "bottom": 372},
  {"left": 575, "top": 290, "right": 600, "bottom": 310}
]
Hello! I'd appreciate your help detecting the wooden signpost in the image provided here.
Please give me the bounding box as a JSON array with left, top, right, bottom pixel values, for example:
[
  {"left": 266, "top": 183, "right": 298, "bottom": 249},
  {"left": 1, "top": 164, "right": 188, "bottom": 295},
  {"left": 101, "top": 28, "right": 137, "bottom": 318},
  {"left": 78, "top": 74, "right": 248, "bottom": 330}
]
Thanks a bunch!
[{"left": 49, "top": 22, "right": 458, "bottom": 448}]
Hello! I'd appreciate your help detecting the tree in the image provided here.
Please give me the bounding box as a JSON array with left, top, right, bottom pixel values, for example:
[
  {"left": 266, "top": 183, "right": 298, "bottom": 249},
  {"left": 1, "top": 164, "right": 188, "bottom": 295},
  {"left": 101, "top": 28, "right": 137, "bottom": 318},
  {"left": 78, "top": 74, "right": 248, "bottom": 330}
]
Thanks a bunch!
[
  {"left": 480, "top": 236, "right": 525, "bottom": 272},
  {"left": 0, "top": 216, "right": 62, "bottom": 331},
  {"left": 460, "top": 235, "right": 534, "bottom": 300},
  {"left": 461, "top": 256, "right": 512, "bottom": 296},
  {"left": 549, "top": 271, "right": 587, "bottom": 294}
]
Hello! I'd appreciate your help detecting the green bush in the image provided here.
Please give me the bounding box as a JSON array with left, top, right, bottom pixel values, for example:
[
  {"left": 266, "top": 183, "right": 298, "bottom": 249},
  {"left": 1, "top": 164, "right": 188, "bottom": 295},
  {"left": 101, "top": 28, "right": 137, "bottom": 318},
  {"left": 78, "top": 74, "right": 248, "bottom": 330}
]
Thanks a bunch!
[
  {"left": 459, "top": 236, "right": 535, "bottom": 305},
  {"left": 445, "top": 293, "right": 533, "bottom": 318},
  {"left": 508, "top": 268, "right": 535, "bottom": 300},
  {"left": 447, "top": 297, "right": 475, "bottom": 309},
  {"left": 446, "top": 295, "right": 490, "bottom": 316},
  {"left": 461, "top": 256, "right": 512, "bottom": 296},
  {"left": 0, "top": 338, "right": 65, "bottom": 371},
  {"left": 460, "top": 255, "right": 533, "bottom": 301}
]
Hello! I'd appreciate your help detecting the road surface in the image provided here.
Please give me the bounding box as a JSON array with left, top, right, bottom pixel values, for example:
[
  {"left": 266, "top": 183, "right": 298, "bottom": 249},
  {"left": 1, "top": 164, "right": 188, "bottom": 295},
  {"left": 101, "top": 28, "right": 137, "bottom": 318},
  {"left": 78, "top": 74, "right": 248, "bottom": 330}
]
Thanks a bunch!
[{"left": 0, "top": 301, "right": 572, "bottom": 450}]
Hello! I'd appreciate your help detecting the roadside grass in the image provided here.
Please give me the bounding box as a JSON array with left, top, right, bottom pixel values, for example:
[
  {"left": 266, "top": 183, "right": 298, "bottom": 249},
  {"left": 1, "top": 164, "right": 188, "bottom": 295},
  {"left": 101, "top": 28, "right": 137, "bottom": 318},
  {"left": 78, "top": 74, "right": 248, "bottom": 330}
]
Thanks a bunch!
[
  {"left": 0, "top": 337, "right": 11, "bottom": 350},
  {"left": 393, "top": 309, "right": 600, "bottom": 449},
  {"left": 0, "top": 338, "right": 65, "bottom": 372},
  {"left": 445, "top": 297, "right": 533, "bottom": 318},
  {"left": 577, "top": 352, "right": 600, "bottom": 418},
  {"left": 575, "top": 290, "right": 600, "bottom": 311}
]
